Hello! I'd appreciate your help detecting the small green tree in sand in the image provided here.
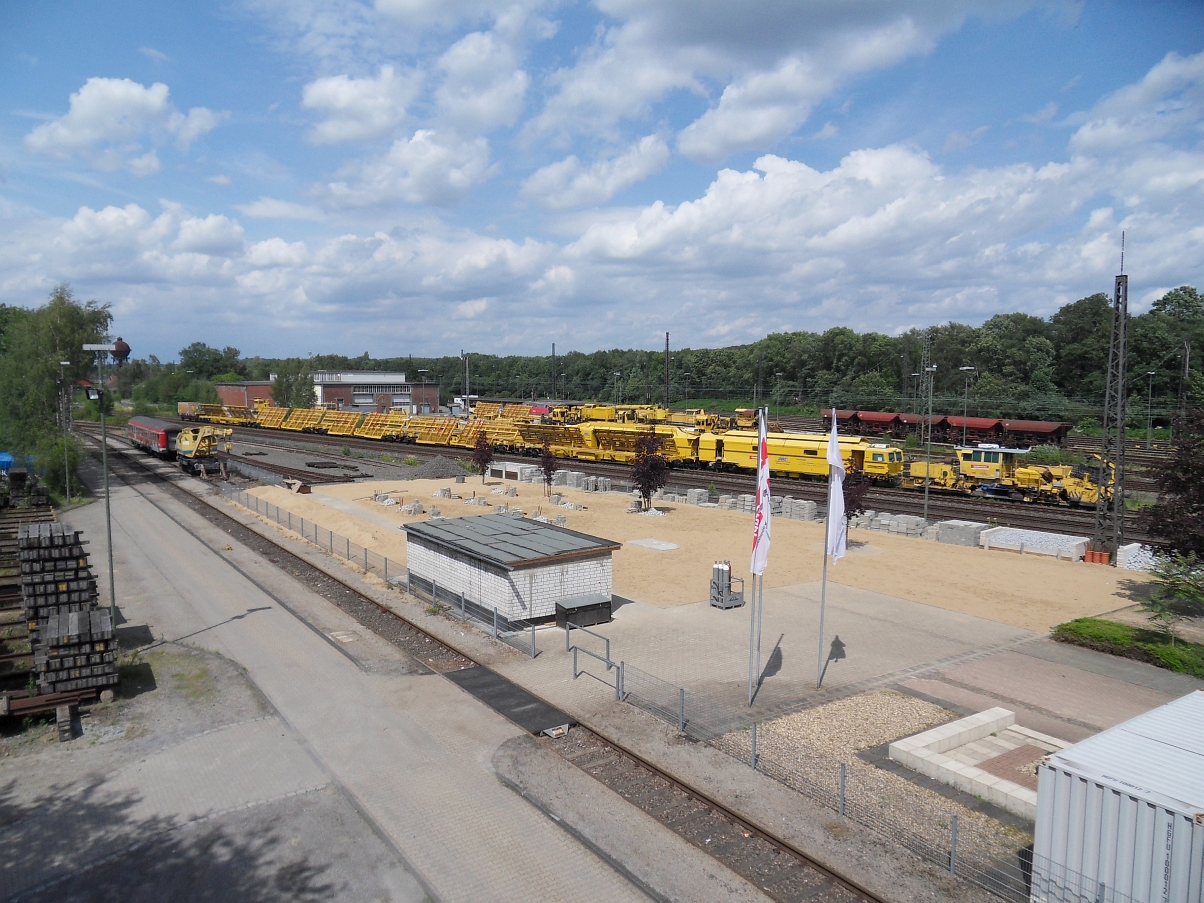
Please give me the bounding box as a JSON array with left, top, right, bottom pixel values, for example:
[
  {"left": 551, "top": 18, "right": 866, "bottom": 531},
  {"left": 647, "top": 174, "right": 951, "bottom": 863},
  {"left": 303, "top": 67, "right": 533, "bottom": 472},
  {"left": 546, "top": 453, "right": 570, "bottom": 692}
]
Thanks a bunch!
[
  {"left": 1140, "top": 552, "right": 1204, "bottom": 645},
  {"left": 472, "top": 429, "right": 494, "bottom": 483},
  {"left": 541, "top": 440, "right": 559, "bottom": 497},
  {"left": 631, "top": 428, "right": 669, "bottom": 510}
]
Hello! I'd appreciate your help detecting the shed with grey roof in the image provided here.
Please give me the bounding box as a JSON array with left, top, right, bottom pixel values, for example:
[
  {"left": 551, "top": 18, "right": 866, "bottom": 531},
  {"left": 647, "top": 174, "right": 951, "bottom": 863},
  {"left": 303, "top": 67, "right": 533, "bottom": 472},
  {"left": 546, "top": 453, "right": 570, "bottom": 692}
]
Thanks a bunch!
[{"left": 402, "top": 514, "right": 620, "bottom": 621}]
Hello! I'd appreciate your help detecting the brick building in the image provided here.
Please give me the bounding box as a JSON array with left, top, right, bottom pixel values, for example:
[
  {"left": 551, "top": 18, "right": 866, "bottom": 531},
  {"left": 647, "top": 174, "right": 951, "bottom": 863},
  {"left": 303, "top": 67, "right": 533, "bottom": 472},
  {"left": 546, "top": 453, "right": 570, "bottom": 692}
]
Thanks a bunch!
[
  {"left": 216, "top": 380, "right": 274, "bottom": 407},
  {"left": 313, "top": 371, "right": 439, "bottom": 413}
]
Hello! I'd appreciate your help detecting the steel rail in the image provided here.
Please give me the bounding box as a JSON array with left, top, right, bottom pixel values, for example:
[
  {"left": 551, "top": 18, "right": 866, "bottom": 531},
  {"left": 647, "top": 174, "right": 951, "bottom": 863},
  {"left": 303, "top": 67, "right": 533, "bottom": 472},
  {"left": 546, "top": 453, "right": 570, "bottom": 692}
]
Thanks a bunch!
[{"left": 78, "top": 428, "right": 890, "bottom": 903}]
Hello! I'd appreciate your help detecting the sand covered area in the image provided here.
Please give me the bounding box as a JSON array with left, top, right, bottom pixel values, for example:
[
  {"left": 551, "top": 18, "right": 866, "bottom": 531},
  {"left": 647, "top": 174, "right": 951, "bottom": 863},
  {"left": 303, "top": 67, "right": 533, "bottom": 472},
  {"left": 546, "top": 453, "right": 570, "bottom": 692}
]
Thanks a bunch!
[{"left": 240, "top": 476, "right": 1148, "bottom": 633}]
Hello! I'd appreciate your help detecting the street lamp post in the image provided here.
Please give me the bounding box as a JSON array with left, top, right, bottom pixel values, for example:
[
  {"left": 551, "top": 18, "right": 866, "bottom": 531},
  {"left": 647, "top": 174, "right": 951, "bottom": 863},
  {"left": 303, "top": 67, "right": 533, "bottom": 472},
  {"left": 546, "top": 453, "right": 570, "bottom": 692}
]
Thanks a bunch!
[
  {"left": 83, "top": 339, "right": 130, "bottom": 631},
  {"left": 909, "top": 372, "right": 919, "bottom": 414},
  {"left": 59, "top": 361, "right": 72, "bottom": 502},
  {"left": 614, "top": 371, "right": 622, "bottom": 406},
  {"left": 922, "top": 364, "right": 937, "bottom": 528},
  {"left": 958, "top": 366, "right": 976, "bottom": 446},
  {"left": 1146, "top": 371, "right": 1156, "bottom": 448}
]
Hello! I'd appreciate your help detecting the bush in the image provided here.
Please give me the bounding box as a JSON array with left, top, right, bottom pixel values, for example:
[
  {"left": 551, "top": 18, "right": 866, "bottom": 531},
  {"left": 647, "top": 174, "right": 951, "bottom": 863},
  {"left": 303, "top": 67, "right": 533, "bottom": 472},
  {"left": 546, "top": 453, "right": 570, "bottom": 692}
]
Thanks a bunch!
[{"left": 1052, "top": 618, "right": 1204, "bottom": 678}]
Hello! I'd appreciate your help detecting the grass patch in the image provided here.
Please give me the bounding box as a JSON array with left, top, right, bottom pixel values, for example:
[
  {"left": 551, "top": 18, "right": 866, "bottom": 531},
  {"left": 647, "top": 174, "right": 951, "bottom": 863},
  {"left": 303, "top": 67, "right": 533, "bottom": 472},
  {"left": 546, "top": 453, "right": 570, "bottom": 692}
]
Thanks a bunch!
[{"left": 1052, "top": 618, "right": 1204, "bottom": 678}]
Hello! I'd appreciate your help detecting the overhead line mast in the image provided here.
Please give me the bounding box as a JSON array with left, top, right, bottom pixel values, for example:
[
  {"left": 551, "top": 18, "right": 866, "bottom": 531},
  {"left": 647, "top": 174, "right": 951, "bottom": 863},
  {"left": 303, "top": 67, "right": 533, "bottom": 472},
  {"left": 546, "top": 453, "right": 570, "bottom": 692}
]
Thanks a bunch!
[{"left": 1093, "top": 234, "right": 1128, "bottom": 562}]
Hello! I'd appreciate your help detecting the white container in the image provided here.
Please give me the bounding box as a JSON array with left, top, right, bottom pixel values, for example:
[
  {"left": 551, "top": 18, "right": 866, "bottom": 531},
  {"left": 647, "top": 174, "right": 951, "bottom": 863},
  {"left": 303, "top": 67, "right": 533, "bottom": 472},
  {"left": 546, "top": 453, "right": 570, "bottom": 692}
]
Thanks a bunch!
[{"left": 1032, "top": 690, "right": 1204, "bottom": 903}]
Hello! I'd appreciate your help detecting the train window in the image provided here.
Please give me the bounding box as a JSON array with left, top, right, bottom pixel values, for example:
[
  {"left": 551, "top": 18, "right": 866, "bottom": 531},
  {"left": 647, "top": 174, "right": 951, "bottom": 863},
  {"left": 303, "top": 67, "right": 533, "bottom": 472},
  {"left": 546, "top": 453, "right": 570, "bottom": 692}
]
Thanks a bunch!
[
  {"left": 971, "top": 451, "right": 983, "bottom": 462},
  {"left": 872, "top": 453, "right": 884, "bottom": 462},
  {"left": 961, "top": 452, "right": 972, "bottom": 462},
  {"left": 985, "top": 452, "right": 999, "bottom": 463},
  {"left": 804, "top": 449, "right": 818, "bottom": 456}
]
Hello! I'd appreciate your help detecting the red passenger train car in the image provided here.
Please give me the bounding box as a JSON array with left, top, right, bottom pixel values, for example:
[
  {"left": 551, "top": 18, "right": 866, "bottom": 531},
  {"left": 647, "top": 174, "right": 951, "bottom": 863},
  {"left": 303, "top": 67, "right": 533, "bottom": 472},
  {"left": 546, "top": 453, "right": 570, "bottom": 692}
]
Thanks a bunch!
[{"left": 127, "top": 416, "right": 181, "bottom": 458}]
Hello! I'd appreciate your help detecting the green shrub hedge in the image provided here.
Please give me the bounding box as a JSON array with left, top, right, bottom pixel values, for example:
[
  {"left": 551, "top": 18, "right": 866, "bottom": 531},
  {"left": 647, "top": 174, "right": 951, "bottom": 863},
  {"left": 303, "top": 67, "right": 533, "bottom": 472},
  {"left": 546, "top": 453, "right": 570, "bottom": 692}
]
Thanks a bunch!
[{"left": 1052, "top": 618, "right": 1204, "bottom": 678}]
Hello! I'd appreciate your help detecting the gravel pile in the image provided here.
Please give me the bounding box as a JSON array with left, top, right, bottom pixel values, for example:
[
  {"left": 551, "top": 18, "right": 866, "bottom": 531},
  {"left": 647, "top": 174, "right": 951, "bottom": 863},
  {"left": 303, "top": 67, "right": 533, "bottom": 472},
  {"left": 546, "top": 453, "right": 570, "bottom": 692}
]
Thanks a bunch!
[
  {"left": 1117, "top": 542, "right": 1157, "bottom": 571},
  {"left": 406, "top": 455, "right": 471, "bottom": 481},
  {"left": 983, "top": 527, "right": 1087, "bottom": 553},
  {"left": 725, "top": 690, "right": 1032, "bottom": 865}
]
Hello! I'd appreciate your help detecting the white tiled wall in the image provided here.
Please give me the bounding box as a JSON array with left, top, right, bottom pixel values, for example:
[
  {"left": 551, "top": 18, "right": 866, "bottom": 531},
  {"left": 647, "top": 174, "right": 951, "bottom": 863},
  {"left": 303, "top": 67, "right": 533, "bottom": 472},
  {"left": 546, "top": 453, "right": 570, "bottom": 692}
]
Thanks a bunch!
[{"left": 407, "top": 538, "right": 612, "bottom": 620}]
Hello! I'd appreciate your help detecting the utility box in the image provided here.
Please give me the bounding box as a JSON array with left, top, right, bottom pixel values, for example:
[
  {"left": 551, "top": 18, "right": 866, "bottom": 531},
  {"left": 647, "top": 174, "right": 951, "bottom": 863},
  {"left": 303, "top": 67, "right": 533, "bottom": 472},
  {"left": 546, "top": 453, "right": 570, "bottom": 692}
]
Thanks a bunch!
[
  {"left": 1031, "top": 690, "right": 1204, "bottom": 903},
  {"left": 555, "top": 594, "right": 612, "bottom": 629}
]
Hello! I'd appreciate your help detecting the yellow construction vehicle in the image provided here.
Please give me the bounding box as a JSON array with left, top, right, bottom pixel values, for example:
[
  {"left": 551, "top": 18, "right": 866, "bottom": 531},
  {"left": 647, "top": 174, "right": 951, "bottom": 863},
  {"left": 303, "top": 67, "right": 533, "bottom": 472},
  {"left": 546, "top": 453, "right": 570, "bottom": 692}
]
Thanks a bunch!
[{"left": 176, "top": 426, "right": 232, "bottom": 476}]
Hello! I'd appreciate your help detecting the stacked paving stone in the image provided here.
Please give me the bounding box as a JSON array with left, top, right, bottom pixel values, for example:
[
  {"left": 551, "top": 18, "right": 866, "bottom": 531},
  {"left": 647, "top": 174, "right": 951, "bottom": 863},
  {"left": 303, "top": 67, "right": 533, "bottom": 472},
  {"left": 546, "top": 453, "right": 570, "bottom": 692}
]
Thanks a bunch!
[
  {"left": 934, "top": 519, "right": 988, "bottom": 547},
  {"left": 19, "top": 523, "right": 118, "bottom": 695},
  {"left": 859, "top": 513, "right": 928, "bottom": 536},
  {"left": 776, "top": 497, "right": 818, "bottom": 521}
]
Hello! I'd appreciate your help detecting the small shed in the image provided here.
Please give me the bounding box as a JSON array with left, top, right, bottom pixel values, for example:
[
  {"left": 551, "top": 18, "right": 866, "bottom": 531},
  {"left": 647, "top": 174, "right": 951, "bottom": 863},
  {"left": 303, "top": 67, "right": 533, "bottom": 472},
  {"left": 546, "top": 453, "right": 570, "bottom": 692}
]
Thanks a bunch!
[
  {"left": 402, "top": 514, "right": 620, "bottom": 621},
  {"left": 1033, "top": 690, "right": 1204, "bottom": 902}
]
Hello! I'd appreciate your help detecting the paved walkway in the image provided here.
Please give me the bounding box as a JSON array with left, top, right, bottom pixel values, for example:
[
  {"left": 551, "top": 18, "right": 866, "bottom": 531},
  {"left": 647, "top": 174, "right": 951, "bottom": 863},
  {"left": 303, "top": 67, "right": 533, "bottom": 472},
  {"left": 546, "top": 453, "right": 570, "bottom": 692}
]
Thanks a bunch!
[{"left": 64, "top": 465, "right": 650, "bottom": 903}]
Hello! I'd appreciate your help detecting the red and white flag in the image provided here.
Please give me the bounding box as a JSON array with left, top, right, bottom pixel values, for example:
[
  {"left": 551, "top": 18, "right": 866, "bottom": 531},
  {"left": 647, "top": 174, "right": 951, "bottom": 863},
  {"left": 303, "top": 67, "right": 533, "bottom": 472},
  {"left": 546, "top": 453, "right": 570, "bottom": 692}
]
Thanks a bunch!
[
  {"left": 826, "top": 408, "right": 847, "bottom": 563},
  {"left": 751, "top": 407, "right": 772, "bottom": 575}
]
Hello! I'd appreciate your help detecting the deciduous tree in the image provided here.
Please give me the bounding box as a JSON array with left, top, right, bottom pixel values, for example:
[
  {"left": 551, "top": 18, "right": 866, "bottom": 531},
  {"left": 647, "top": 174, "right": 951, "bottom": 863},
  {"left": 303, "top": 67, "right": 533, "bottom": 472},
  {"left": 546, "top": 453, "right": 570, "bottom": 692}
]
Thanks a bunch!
[
  {"left": 541, "top": 440, "right": 558, "bottom": 497},
  {"left": 632, "top": 428, "right": 669, "bottom": 510},
  {"left": 472, "top": 430, "right": 494, "bottom": 482},
  {"left": 1145, "top": 407, "right": 1204, "bottom": 556}
]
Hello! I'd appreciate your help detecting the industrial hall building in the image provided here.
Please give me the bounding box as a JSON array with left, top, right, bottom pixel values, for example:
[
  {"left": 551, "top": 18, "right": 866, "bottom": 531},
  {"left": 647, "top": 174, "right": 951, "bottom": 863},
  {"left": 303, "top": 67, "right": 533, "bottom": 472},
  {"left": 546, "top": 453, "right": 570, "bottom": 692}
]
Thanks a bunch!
[{"left": 216, "top": 371, "right": 441, "bottom": 414}]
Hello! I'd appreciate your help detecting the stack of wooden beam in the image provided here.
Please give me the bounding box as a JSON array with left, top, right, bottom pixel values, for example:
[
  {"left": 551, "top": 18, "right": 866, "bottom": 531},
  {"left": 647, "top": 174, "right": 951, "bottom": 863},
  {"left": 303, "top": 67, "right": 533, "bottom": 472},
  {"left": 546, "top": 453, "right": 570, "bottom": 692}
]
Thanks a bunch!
[{"left": 19, "top": 523, "right": 118, "bottom": 695}]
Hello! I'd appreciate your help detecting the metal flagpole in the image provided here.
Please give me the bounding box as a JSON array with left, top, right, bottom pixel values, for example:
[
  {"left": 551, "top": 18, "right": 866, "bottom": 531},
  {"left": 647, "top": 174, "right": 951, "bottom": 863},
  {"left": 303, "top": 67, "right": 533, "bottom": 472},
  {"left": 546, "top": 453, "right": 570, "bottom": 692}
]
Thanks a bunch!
[
  {"left": 747, "top": 573, "right": 758, "bottom": 704},
  {"left": 817, "top": 528, "right": 829, "bottom": 690}
]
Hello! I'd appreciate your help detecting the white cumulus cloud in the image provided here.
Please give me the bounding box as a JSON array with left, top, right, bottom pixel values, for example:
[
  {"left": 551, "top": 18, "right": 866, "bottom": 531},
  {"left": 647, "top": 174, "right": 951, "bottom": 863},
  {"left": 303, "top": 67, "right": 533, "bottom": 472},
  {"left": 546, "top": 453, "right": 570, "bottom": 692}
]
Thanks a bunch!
[
  {"left": 24, "top": 77, "right": 226, "bottom": 173},
  {"left": 435, "top": 30, "right": 529, "bottom": 133},
  {"left": 323, "top": 129, "right": 493, "bottom": 206},
  {"left": 521, "top": 135, "right": 669, "bottom": 208},
  {"left": 236, "top": 197, "right": 326, "bottom": 220},
  {"left": 173, "top": 215, "right": 245, "bottom": 256},
  {"left": 302, "top": 65, "right": 417, "bottom": 143}
]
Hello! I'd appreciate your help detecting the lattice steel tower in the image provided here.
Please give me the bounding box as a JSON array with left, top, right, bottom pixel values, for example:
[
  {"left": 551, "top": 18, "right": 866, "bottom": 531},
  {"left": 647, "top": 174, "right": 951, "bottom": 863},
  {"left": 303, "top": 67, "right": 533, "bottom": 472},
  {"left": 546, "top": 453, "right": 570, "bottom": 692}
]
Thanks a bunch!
[{"left": 1093, "top": 273, "right": 1128, "bottom": 560}]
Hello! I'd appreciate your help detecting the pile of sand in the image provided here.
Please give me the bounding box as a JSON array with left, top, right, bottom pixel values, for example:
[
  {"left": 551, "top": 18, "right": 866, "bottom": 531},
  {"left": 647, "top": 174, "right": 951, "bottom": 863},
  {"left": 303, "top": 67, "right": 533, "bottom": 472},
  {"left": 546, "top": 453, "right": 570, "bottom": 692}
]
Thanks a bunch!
[{"left": 240, "top": 476, "right": 1149, "bottom": 633}]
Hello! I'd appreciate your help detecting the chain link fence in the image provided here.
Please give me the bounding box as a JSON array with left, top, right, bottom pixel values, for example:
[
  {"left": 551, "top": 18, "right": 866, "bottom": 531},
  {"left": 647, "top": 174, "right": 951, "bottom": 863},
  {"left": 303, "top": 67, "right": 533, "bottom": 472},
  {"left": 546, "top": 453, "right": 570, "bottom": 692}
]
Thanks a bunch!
[
  {"left": 618, "top": 661, "right": 1134, "bottom": 903},
  {"left": 221, "top": 487, "right": 536, "bottom": 658}
]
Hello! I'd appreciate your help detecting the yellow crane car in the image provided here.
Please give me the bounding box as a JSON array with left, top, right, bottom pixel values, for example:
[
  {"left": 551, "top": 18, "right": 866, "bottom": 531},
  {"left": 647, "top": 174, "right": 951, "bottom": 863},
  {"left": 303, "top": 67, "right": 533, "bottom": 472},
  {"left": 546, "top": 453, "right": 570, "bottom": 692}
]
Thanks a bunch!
[{"left": 176, "top": 426, "right": 232, "bottom": 476}]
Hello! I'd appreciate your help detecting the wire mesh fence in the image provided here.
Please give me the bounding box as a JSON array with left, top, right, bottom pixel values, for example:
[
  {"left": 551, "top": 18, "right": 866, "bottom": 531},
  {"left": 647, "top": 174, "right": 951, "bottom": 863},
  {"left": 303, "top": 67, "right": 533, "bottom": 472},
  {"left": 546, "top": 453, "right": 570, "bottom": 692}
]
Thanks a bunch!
[
  {"left": 220, "top": 487, "right": 536, "bottom": 657},
  {"left": 618, "top": 661, "right": 1132, "bottom": 903}
]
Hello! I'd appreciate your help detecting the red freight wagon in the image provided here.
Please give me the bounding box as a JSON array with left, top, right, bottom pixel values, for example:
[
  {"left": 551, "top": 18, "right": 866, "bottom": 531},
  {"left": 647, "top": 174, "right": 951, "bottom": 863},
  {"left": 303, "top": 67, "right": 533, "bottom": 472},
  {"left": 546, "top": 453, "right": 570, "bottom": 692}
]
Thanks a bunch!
[{"left": 127, "top": 416, "right": 181, "bottom": 457}]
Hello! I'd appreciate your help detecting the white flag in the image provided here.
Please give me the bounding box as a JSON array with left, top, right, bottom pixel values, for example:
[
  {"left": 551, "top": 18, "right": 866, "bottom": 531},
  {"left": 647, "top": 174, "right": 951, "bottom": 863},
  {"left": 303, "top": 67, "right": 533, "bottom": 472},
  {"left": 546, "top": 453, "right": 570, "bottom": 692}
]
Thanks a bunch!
[
  {"left": 750, "top": 407, "right": 772, "bottom": 575},
  {"left": 825, "top": 408, "right": 847, "bottom": 563}
]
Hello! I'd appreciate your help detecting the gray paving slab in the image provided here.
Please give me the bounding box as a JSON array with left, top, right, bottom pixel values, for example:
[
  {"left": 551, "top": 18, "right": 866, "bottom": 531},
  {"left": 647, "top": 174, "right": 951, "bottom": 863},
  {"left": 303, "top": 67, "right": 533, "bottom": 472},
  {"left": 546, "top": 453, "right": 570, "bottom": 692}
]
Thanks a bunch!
[
  {"left": 1013, "top": 636, "right": 1204, "bottom": 695},
  {"left": 494, "top": 734, "right": 774, "bottom": 903},
  {"left": 67, "top": 453, "right": 649, "bottom": 903},
  {"left": 936, "top": 651, "right": 1181, "bottom": 730}
]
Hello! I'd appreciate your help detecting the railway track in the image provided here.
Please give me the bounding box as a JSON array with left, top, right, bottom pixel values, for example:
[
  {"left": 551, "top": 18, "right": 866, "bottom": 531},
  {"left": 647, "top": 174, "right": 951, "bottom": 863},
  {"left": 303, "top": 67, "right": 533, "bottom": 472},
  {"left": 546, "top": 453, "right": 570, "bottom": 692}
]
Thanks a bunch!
[
  {"left": 159, "top": 418, "right": 1162, "bottom": 545},
  {"left": 76, "top": 428, "right": 890, "bottom": 903}
]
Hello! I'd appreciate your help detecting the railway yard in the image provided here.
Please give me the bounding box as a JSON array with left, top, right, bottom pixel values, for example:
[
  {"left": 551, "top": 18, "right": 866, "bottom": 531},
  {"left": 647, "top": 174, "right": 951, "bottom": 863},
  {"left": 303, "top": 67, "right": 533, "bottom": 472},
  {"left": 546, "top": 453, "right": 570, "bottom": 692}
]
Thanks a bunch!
[{"left": 4, "top": 412, "right": 1190, "bottom": 903}]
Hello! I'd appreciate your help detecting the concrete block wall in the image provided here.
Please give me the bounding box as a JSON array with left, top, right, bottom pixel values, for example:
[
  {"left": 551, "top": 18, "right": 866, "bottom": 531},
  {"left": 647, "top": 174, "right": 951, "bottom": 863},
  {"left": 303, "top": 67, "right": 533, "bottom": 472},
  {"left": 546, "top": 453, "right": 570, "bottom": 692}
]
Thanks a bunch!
[
  {"left": 936, "top": 519, "right": 988, "bottom": 547},
  {"left": 888, "top": 707, "right": 1038, "bottom": 820},
  {"left": 406, "top": 537, "right": 612, "bottom": 620}
]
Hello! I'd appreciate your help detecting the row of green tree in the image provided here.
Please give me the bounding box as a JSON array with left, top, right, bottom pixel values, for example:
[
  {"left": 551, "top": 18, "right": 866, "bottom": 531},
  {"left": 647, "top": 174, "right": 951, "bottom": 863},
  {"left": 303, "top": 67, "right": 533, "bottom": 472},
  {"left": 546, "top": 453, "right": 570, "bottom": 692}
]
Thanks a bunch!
[
  {"left": 129, "top": 286, "right": 1201, "bottom": 425},
  {"left": 0, "top": 286, "right": 111, "bottom": 496}
]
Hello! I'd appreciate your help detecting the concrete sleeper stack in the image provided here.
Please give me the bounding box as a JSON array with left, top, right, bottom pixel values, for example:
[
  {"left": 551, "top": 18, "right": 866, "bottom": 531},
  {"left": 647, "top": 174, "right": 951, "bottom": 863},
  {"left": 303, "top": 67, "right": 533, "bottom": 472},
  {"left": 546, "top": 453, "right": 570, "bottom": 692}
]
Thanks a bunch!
[{"left": 19, "top": 523, "right": 119, "bottom": 695}]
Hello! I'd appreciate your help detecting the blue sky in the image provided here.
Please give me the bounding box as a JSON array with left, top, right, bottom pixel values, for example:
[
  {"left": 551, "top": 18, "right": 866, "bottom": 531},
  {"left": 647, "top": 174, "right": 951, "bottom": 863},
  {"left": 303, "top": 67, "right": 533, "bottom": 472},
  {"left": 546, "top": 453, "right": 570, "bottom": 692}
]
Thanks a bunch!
[{"left": 1, "top": 1, "right": 1202, "bottom": 361}]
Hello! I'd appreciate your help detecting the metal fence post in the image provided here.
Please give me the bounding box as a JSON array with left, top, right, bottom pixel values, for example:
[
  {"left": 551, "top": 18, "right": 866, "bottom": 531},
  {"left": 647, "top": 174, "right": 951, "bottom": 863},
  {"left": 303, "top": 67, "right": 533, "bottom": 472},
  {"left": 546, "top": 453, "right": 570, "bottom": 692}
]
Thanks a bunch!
[
  {"left": 384, "top": 559, "right": 388, "bottom": 581},
  {"left": 949, "top": 815, "right": 959, "bottom": 876},
  {"left": 346, "top": 537, "right": 350, "bottom": 558},
  {"left": 432, "top": 579, "right": 437, "bottom": 605},
  {"left": 619, "top": 661, "right": 625, "bottom": 701},
  {"left": 289, "top": 512, "right": 292, "bottom": 530},
  {"left": 751, "top": 723, "right": 758, "bottom": 769},
  {"left": 460, "top": 592, "right": 465, "bottom": 615},
  {"left": 493, "top": 607, "right": 498, "bottom": 638},
  {"left": 839, "top": 763, "right": 846, "bottom": 816},
  {"left": 565, "top": 622, "right": 571, "bottom": 652},
  {"left": 364, "top": 548, "right": 368, "bottom": 571},
  {"left": 530, "top": 622, "right": 536, "bottom": 659},
  {"left": 678, "top": 688, "right": 685, "bottom": 733}
]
